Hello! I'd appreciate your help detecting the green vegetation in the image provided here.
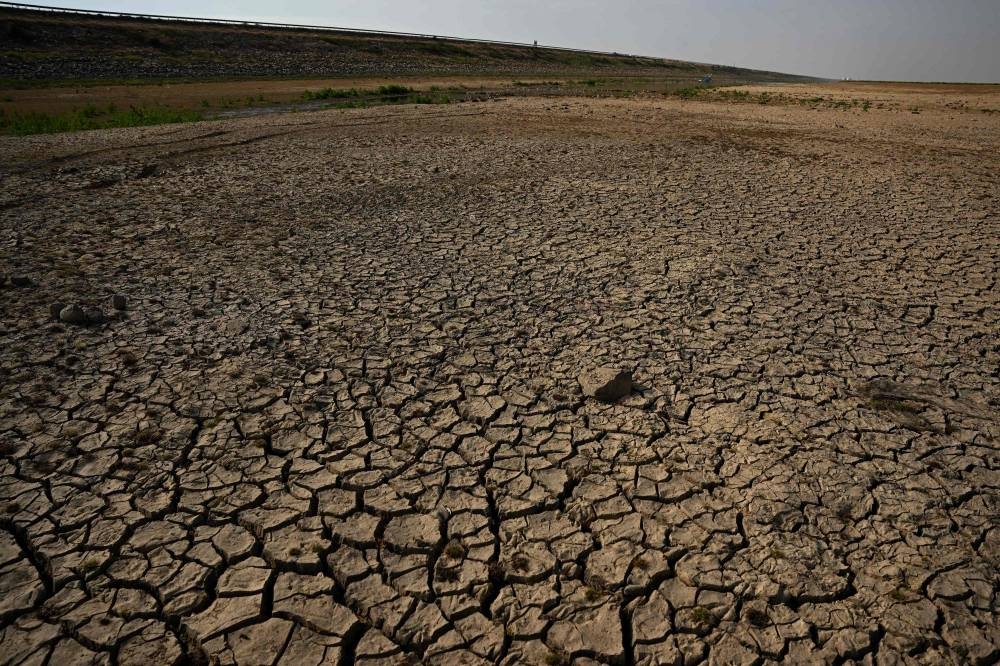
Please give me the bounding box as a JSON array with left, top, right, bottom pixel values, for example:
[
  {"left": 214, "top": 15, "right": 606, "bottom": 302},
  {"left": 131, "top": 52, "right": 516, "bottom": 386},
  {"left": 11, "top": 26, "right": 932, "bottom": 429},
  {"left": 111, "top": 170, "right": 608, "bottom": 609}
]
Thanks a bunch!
[
  {"left": 300, "top": 84, "right": 449, "bottom": 106},
  {"left": 411, "top": 94, "right": 451, "bottom": 105},
  {"left": 719, "top": 89, "right": 752, "bottom": 101},
  {"left": 79, "top": 557, "right": 101, "bottom": 574},
  {"left": 302, "top": 87, "right": 363, "bottom": 101},
  {"left": 691, "top": 606, "right": 713, "bottom": 625},
  {"left": 444, "top": 541, "right": 466, "bottom": 559},
  {"left": 0, "top": 104, "right": 201, "bottom": 136},
  {"left": 673, "top": 86, "right": 704, "bottom": 99},
  {"left": 378, "top": 84, "right": 413, "bottom": 96}
]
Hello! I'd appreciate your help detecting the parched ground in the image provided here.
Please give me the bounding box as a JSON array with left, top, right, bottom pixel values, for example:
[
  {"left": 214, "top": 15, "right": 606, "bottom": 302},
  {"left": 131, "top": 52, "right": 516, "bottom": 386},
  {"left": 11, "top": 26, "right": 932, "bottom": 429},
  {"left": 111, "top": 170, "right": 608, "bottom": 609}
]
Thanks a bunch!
[{"left": 1, "top": 86, "right": 998, "bottom": 665}]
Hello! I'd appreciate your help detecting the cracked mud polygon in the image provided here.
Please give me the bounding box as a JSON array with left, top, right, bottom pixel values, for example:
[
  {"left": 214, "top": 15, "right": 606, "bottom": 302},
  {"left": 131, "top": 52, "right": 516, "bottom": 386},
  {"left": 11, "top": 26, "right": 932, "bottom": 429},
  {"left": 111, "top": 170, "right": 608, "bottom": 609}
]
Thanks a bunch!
[{"left": 1, "top": 87, "right": 999, "bottom": 665}]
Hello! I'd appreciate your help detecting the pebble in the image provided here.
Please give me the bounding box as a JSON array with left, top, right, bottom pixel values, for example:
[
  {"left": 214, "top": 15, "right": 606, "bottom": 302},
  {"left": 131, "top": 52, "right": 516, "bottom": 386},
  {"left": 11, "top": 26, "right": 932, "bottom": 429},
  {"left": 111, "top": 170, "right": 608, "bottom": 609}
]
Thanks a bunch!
[
  {"left": 84, "top": 307, "right": 105, "bottom": 324},
  {"left": 59, "top": 305, "right": 88, "bottom": 325}
]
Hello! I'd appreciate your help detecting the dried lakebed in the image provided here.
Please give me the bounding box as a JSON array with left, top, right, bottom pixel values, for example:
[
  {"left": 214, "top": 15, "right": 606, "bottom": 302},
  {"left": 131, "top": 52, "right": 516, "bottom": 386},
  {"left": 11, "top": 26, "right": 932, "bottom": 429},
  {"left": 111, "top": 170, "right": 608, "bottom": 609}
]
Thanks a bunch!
[{"left": 1, "top": 92, "right": 998, "bottom": 665}]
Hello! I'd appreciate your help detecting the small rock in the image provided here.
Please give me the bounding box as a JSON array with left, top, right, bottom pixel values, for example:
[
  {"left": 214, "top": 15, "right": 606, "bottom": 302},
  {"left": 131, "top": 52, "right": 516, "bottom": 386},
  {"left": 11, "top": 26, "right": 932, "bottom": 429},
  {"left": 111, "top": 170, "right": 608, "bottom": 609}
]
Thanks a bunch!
[
  {"left": 59, "top": 305, "right": 88, "bottom": 325},
  {"left": 50, "top": 302, "right": 66, "bottom": 319},
  {"left": 112, "top": 294, "right": 127, "bottom": 311},
  {"left": 579, "top": 367, "right": 633, "bottom": 403},
  {"left": 10, "top": 276, "right": 32, "bottom": 288},
  {"left": 84, "top": 308, "right": 105, "bottom": 324}
]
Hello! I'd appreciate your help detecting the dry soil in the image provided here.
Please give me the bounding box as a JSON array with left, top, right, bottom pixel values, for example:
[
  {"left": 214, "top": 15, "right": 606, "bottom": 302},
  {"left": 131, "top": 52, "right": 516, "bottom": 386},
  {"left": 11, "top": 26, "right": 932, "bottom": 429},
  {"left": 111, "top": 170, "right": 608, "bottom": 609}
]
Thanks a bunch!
[{"left": 0, "top": 84, "right": 998, "bottom": 665}]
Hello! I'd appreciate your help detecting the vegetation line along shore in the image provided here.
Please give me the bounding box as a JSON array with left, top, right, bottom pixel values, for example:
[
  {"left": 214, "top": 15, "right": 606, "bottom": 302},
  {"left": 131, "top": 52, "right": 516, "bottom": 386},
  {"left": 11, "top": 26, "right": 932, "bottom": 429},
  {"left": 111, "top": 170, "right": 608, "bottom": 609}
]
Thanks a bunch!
[{"left": 0, "top": 104, "right": 202, "bottom": 136}]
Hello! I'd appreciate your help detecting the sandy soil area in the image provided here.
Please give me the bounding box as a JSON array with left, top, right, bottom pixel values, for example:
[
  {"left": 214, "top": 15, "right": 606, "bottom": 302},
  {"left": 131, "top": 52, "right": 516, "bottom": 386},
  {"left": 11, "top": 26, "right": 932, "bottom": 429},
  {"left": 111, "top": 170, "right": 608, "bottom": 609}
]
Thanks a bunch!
[{"left": 1, "top": 86, "right": 998, "bottom": 665}]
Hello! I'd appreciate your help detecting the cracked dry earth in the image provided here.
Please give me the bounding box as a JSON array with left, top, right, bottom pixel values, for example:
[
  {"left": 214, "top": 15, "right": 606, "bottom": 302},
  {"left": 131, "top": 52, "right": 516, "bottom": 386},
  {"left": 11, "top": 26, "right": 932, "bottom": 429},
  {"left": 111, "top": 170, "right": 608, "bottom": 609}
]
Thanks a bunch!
[{"left": 1, "top": 92, "right": 999, "bottom": 665}]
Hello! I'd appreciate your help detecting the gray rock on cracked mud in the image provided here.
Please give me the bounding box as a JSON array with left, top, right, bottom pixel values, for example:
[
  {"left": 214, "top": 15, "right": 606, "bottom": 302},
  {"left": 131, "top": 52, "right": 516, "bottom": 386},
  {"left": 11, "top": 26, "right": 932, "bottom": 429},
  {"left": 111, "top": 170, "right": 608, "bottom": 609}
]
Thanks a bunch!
[{"left": 579, "top": 367, "right": 634, "bottom": 403}]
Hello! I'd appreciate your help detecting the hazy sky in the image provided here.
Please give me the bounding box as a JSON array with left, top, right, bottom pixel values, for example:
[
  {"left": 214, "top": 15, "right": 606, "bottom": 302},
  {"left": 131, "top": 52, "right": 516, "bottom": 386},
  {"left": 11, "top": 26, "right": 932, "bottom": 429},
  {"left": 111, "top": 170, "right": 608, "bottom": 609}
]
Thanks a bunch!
[{"left": 40, "top": 0, "right": 1000, "bottom": 82}]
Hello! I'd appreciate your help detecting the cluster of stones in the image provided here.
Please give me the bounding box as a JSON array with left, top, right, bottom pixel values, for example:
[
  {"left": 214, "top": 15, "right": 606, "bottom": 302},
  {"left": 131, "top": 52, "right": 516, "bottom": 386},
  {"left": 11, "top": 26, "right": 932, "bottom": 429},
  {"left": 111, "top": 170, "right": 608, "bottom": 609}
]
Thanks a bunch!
[
  {"left": 47, "top": 294, "right": 127, "bottom": 326},
  {"left": 0, "top": 95, "right": 998, "bottom": 664}
]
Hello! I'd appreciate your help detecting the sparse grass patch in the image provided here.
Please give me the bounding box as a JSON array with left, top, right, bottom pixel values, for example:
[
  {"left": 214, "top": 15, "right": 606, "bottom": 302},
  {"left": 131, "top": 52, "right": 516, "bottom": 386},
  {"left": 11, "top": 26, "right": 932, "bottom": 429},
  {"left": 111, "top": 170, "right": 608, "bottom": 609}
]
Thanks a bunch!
[
  {"left": 411, "top": 94, "right": 450, "bottom": 105},
  {"left": 444, "top": 540, "right": 466, "bottom": 559},
  {"left": 513, "top": 80, "right": 563, "bottom": 87},
  {"left": 302, "top": 87, "right": 362, "bottom": 101},
  {"left": 80, "top": 557, "right": 101, "bottom": 574},
  {"left": 719, "top": 89, "right": 751, "bottom": 101},
  {"left": 673, "top": 86, "right": 703, "bottom": 99},
  {"left": 0, "top": 104, "right": 202, "bottom": 136},
  {"left": 302, "top": 84, "right": 450, "bottom": 107},
  {"left": 691, "top": 606, "right": 713, "bottom": 625},
  {"left": 377, "top": 84, "right": 413, "bottom": 97},
  {"left": 544, "top": 652, "right": 570, "bottom": 666}
]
